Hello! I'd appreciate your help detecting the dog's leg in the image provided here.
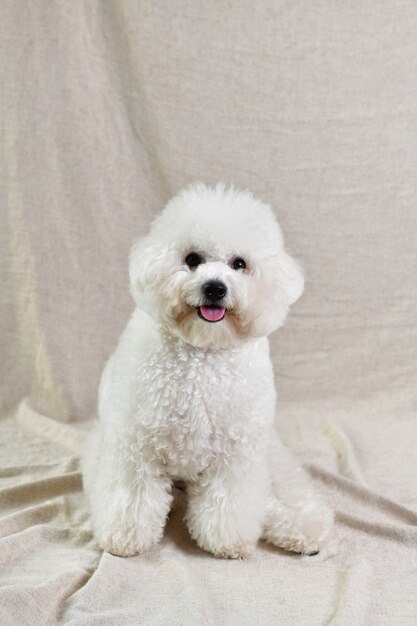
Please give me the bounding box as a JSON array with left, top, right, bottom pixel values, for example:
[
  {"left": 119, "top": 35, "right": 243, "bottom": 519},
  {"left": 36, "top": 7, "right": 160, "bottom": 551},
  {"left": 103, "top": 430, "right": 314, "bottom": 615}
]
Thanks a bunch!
[
  {"left": 185, "top": 455, "right": 269, "bottom": 559},
  {"left": 82, "top": 427, "right": 172, "bottom": 557},
  {"left": 262, "top": 437, "right": 333, "bottom": 555}
]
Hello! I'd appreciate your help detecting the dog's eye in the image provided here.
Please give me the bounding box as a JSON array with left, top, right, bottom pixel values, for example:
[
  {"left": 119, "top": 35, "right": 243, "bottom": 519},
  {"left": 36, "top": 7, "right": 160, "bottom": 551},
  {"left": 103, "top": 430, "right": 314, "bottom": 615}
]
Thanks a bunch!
[
  {"left": 185, "top": 252, "right": 204, "bottom": 269},
  {"left": 231, "top": 257, "right": 246, "bottom": 271}
]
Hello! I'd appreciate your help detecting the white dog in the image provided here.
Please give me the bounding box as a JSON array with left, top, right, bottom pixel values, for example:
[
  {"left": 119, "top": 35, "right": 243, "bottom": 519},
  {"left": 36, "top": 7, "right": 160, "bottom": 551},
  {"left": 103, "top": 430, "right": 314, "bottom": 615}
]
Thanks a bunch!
[{"left": 82, "top": 183, "right": 333, "bottom": 559}]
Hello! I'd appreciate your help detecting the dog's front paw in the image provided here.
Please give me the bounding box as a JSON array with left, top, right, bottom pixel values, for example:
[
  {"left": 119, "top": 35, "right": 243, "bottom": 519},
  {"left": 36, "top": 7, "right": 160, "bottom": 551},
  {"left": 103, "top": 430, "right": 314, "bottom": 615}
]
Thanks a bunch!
[
  {"left": 186, "top": 506, "right": 258, "bottom": 559},
  {"left": 191, "top": 527, "right": 255, "bottom": 560},
  {"left": 214, "top": 543, "right": 254, "bottom": 560},
  {"left": 99, "top": 529, "right": 151, "bottom": 557},
  {"left": 104, "top": 535, "right": 143, "bottom": 558},
  {"left": 95, "top": 520, "right": 163, "bottom": 557}
]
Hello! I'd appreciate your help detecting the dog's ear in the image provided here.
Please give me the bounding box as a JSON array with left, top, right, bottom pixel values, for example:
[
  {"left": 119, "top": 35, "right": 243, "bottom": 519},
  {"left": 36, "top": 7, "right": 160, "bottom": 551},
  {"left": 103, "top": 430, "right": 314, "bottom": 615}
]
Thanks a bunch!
[
  {"left": 275, "top": 250, "right": 304, "bottom": 305},
  {"left": 250, "top": 248, "right": 304, "bottom": 338},
  {"left": 129, "top": 236, "right": 161, "bottom": 305}
]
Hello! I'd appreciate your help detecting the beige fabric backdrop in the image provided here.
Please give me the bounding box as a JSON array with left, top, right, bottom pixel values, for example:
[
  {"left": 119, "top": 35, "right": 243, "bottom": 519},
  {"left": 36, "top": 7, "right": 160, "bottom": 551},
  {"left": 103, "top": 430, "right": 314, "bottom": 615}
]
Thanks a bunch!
[{"left": 1, "top": 1, "right": 417, "bottom": 624}]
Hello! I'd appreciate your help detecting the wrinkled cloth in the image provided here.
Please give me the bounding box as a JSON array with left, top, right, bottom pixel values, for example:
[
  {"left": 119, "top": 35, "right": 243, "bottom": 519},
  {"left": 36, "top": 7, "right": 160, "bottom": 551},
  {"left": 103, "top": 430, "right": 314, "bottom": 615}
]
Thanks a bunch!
[{"left": 1, "top": 1, "right": 417, "bottom": 624}]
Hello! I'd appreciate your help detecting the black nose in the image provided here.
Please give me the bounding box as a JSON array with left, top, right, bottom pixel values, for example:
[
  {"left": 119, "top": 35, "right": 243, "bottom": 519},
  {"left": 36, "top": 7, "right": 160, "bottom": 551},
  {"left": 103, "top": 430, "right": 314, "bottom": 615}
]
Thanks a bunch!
[{"left": 202, "top": 280, "right": 227, "bottom": 302}]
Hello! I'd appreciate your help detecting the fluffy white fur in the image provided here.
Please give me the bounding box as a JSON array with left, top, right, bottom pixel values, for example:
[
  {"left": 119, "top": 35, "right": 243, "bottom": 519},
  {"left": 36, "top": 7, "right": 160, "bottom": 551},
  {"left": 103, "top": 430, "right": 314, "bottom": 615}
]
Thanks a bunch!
[{"left": 82, "top": 183, "right": 333, "bottom": 559}]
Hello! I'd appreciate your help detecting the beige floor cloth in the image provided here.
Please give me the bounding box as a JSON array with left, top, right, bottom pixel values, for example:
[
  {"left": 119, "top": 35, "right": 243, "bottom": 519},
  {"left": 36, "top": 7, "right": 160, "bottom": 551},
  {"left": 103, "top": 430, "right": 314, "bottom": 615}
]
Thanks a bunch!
[{"left": 1, "top": 2, "right": 417, "bottom": 624}]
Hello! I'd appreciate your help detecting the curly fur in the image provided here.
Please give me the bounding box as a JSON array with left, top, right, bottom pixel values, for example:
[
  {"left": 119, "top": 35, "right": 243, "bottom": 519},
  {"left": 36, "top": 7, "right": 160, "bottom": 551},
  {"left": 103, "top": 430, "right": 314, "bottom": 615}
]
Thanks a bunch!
[{"left": 82, "top": 183, "right": 333, "bottom": 559}]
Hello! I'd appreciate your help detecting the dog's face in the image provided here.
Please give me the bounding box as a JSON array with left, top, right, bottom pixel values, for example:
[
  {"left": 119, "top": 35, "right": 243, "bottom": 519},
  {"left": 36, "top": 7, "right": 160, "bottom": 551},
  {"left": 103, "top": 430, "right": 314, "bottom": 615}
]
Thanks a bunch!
[{"left": 129, "top": 184, "right": 304, "bottom": 348}]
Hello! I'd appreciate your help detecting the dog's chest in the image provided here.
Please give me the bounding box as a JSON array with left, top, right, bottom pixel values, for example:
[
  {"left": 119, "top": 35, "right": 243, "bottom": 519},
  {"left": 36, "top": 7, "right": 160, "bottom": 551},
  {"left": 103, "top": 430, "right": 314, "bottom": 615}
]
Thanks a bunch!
[{"left": 135, "top": 338, "right": 272, "bottom": 478}]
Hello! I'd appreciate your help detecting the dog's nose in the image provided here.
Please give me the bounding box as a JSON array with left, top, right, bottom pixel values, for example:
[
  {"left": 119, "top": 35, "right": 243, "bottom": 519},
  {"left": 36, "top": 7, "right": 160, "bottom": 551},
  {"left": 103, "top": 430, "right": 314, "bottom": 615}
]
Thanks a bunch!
[{"left": 202, "top": 280, "right": 227, "bottom": 302}]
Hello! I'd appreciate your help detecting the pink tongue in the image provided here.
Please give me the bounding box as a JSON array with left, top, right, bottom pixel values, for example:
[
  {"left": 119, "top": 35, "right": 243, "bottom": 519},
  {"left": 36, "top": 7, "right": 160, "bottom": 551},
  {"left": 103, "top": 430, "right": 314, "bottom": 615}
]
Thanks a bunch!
[{"left": 199, "top": 305, "right": 225, "bottom": 322}]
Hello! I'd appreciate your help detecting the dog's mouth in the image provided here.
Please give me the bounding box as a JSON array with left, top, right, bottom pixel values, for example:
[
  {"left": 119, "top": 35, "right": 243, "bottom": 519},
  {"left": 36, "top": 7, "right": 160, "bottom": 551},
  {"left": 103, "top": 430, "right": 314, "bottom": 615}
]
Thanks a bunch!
[{"left": 197, "top": 305, "right": 226, "bottom": 323}]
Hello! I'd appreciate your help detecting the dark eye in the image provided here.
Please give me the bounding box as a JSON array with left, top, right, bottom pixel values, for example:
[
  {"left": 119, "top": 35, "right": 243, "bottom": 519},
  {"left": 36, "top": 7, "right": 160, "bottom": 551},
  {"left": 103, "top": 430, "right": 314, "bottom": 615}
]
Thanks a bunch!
[
  {"left": 232, "top": 257, "right": 246, "bottom": 271},
  {"left": 185, "top": 252, "right": 204, "bottom": 269}
]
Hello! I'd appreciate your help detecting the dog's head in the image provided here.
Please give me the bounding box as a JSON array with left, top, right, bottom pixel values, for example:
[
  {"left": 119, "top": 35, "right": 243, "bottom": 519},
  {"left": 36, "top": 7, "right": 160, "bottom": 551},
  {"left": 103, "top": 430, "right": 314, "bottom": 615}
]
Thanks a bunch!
[{"left": 129, "top": 184, "right": 304, "bottom": 348}]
